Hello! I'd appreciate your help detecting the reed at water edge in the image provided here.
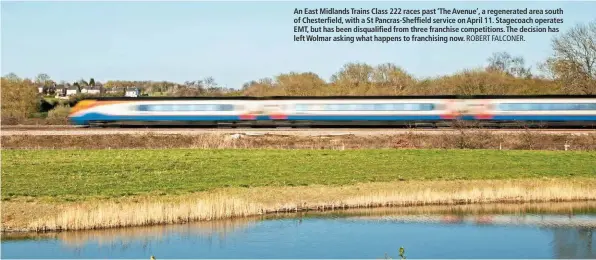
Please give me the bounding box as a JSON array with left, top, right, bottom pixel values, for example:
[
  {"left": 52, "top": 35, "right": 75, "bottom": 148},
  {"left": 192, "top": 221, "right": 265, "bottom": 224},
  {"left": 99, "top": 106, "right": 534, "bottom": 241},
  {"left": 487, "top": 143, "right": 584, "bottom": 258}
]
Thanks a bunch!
[{"left": 23, "top": 179, "right": 596, "bottom": 232}]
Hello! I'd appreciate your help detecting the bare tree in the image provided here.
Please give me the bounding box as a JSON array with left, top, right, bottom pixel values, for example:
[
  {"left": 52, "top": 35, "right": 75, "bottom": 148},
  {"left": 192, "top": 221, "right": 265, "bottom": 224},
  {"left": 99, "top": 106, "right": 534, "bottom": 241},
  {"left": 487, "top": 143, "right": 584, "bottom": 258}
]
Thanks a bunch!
[
  {"left": 241, "top": 78, "right": 275, "bottom": 96},
  {"left": 203, "top": 77, "right": 217, "bottom": 89},
  {"left": 330, "top": 62, "right": 375, "bottom": 95},
  {"left": 78, "top": 79, "right": 89, "bottom": 87},
  {"left": 331, "top": 62, "right": 374, "bottom": 84},
  {"left": 486, "top": 52, "right": 532, "bottom": 78},
  {"left": 73, "top": 82, "right": 82, "bottom": 93},
  {"left": 275, "top": 72, "right": 327, "bottom": 96},
  {"left": 4, "top": 73, "right": 21, "bottom": 81},
  {"left": 552, "top": 20, "right": 596, "bottom": 79},
  {"left": 544, "top": 20, "right": 596, "bottom": 94},
  {"left": 35, "top": 73, "right": 52, "bottom": 86},
  {"left": 372, "top": 63, "right": 416, "bottom": 94}
]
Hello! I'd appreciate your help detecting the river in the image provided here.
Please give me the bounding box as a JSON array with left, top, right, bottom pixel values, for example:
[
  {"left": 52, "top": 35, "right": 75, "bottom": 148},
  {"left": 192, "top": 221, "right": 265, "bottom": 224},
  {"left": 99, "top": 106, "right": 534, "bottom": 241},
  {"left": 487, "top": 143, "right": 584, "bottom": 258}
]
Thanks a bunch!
[{"left": 2, "top": 202, "right": 596, "bottom": 259}]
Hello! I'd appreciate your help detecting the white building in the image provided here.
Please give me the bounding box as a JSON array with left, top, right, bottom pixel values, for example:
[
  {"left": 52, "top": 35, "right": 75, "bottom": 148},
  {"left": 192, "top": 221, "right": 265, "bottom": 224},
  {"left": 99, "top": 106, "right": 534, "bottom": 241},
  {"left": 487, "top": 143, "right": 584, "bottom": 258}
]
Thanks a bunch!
[
  {"left": 66, "top": 85, "right": 82, "bottom": 96},
  {"left": 125, "top": 88, "right": 140, "bottom": 97},
  {"left": 82, "top": 86, "right": 101, "bottom": 95}
]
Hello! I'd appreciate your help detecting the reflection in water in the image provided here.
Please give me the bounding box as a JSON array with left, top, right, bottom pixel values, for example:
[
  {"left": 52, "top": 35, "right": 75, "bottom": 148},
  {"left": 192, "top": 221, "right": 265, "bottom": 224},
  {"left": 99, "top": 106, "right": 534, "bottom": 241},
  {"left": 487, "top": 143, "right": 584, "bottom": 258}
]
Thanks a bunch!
[
  {"left": 282, "top": 200, "right": 596, "bottom": 219},
  {"left": 349, "top": 214, "right": 596, "bottom": 227},
  {"left": 552, "top": 227, "right": 595, "bottom": 259},
  {"left": 4, "top": 216, "right": 258, "bottom": 249},
  {"left": 2, "top": 201, "right": 596, "bottom": 259}
]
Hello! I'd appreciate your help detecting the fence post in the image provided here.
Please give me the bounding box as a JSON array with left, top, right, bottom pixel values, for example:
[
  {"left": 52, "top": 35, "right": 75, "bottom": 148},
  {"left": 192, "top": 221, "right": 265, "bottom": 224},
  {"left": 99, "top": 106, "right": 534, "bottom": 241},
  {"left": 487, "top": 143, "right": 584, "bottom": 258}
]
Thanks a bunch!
[{"left": 564, "top": 141, "right": 570, "bottom": 151}]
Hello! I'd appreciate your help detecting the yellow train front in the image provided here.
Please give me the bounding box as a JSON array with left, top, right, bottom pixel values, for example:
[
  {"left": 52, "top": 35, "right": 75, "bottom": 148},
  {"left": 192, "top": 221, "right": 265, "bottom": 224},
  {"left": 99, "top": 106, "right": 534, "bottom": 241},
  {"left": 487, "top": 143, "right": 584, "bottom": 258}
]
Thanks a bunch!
[{"left": 68, "top": 95, "right": 596, "bottom": 128}]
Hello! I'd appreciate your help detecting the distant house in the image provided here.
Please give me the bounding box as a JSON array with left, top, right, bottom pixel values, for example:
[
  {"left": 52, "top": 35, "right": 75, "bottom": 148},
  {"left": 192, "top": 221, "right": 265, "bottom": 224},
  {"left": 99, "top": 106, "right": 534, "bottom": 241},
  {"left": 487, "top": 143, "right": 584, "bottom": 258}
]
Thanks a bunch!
[
  {"left": 66, "top": 86, "right": 79, "bottom": 96},
  {"left": 55, "top": 85, "right": 67, "bottom": 97},
  {"left": 37, "top": 86, "right": 44, "bottom": 94},
  {"left": 81, "top": 86, "right": 102, "bottom": 95},
  {"left": 106, "top": 87, "right": 124, "bottom": 95},
  {"left": 125, "top": 87, "right": 140, "bottom": 97}
]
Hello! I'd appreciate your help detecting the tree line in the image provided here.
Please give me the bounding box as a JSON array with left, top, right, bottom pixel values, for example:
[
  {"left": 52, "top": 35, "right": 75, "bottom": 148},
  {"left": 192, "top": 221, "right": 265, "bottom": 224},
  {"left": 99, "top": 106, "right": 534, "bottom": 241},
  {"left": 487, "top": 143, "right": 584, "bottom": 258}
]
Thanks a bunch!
[{"left": 1, "top": 20, "right": 595, "bottom": 124}]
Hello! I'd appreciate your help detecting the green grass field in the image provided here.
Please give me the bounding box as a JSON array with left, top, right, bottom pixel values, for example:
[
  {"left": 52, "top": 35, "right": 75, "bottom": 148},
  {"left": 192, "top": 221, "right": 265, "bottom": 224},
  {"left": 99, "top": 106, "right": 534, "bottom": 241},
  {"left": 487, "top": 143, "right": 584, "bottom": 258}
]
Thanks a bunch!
[{"left": 2, "top": 149, "right": 595, "bottom": 199}]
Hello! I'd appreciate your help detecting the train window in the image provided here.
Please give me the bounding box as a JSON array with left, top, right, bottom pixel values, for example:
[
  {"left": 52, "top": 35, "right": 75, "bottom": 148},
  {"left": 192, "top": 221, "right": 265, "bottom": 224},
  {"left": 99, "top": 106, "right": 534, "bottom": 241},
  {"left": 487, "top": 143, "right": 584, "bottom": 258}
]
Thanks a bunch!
[
  {"left": 137, "top": 104, "right": 235, "bottom": 111},
  {"left": 497, "top": 103, "right": 596, "bottom": 111},
  {"left": 327, "top": 104, "right": 337, "bottom": 111},
  {"left": 295, "top": 104, "right": 308, "bottom": 111},
  {"left": 293, "top": 103, "right": 435, "bottom": 111},
  {"left": 375, "top": 104, "right": 390, "bottom": 110},
  {"left": 220, "top": 104, "right": 235, "bottom": 111}
]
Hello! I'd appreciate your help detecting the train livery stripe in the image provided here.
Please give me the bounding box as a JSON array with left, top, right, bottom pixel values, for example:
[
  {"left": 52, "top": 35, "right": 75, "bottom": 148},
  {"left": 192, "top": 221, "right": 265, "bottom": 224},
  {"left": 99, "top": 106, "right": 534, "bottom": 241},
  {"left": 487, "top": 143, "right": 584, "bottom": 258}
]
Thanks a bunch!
[
  {"left": 239, "top": 114, "right": 257, "bottom": 120},
  {"left": 475, "top": 100, "right": 493, "bottom": 119},
  {"left": 441, "top": 100, "right": 459, "bottom": 119},
  {"left": 286, "top": 115, "right": 443, "bottom": 121},
  {"left": 69, "top": 113, "right": 242, "bottom": 124},
  {"left": 70, "top": 113, "right": 596, "bottom": 124},
  {"left": 239, "top": 114, "right": 288, "bottom": 120},
  {"left": 69, "top": 100, "right": 134, "bottom": 116},
  {"left": 70, "top": 114, "right": 447, "bottom": 123},
  {"left": 269, "top": 113, "right": 288, "bottom": 120},
  {"left": 490, "top": 115, "right": 596, "bottom": 121},
  {"left": 291, "top": 115, "right": 596, "bottom": 121}
]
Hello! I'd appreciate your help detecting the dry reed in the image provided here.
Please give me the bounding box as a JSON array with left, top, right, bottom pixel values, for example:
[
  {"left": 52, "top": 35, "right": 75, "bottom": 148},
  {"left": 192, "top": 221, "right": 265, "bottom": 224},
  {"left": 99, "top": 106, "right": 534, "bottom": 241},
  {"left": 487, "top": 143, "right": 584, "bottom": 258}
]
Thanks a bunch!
[
  {"left": 53, "top": 217, "right": 258, "bottom": 248},
  {"left": 15, "top": 179, "right": 596, "bottom": 232}
]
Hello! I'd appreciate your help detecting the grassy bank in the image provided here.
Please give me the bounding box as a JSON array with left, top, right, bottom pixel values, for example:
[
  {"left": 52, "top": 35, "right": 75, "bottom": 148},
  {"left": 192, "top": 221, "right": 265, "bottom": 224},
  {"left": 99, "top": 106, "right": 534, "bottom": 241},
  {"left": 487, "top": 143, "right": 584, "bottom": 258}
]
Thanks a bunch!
[
  {"left": 3, "top": 131, "right": 596, "bottom": 150},
  {"left": 2, "top": 149, "right": 596, "bottom": 199},
  {"left": 2, "top": 148, "right": 595, "bottom": 232}
]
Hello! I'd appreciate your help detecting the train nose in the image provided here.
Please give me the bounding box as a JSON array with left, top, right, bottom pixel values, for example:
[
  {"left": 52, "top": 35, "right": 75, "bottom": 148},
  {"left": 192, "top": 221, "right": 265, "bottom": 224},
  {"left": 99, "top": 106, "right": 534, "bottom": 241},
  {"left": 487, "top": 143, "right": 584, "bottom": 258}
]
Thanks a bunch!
[{"left": 68, "top": 115, "right": 89, "bottom": 126}]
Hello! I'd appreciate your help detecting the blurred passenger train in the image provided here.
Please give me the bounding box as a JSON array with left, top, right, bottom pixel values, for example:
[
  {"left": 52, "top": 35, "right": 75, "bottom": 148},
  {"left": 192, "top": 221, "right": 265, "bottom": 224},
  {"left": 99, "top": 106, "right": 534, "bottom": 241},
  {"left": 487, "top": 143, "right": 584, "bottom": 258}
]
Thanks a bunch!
[{"left": 68, "top": 95, "right": 596, "bottom": 128}]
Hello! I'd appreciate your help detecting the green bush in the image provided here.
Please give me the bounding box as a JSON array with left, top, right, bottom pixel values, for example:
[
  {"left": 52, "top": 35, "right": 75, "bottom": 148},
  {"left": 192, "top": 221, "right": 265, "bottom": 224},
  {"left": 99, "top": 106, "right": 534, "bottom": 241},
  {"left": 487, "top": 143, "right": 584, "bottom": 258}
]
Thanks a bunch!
[
  {"left": 1, "top": 77, "right": 39, "bottom": 124},
  {"left": 39, "top": 98, "right": 58, "bottom": 112},
  {"left": 46, "top": 104, "right": 71, "bottom": 124}
]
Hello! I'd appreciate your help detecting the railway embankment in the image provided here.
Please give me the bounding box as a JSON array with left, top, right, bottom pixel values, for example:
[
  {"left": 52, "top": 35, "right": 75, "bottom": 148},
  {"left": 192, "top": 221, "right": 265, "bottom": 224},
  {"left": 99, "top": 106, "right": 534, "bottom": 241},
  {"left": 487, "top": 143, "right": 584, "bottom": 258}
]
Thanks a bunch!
[
  {"left": 2, "top": 147, "right": 596, "bottom": 232},
  {"left": 2, "top": 129, "right": 596, "bottom": 150}
]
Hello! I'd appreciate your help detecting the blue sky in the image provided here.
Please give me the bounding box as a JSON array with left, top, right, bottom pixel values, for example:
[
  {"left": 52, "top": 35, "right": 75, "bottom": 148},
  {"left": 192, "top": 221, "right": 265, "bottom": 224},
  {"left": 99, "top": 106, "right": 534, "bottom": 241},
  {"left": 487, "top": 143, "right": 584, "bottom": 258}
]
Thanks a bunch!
[{"left": 1, "top": 1, "right": 595, "bottom": 89}]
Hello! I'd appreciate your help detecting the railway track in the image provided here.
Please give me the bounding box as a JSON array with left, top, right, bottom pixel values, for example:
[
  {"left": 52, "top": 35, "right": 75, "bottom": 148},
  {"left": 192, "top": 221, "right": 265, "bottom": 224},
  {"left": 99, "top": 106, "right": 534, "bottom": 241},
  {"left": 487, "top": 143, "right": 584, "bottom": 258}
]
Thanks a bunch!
[{"left": 2, "top": 125, "right": 595, "bottom": 136}]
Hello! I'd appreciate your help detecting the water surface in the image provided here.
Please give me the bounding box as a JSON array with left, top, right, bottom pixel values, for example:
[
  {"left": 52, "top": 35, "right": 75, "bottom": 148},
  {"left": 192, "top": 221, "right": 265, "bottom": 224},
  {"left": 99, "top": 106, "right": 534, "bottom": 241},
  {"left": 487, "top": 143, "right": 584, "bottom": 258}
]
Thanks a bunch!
[{"left": 2, "top": 202, "right": 596, "bottom": 259}]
